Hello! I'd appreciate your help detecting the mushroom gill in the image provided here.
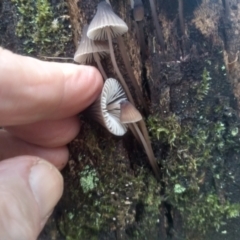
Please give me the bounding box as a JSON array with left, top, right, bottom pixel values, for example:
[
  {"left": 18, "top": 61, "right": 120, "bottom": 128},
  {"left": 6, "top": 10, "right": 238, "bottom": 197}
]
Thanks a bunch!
[{"left": 74, "top": 24, "right": 109, "bottom": 80}]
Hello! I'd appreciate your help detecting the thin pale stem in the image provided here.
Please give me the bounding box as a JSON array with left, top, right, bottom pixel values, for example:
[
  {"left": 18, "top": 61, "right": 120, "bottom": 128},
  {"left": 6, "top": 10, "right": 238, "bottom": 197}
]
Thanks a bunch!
[
  {"left": 222, "top": 0, "right": 230, "bottom": 17},
  {"left": 128, "top": 123, "right": 141, "bottom": 143},
  {"left": 106, "top": 28, "right": 135, "bottom": 105},
  {"left": 138, "top": 21, "right": 146, "bottom": 59},
  {"left": 132, "top": 122, "right": 160, "bottom": 180},
  {"left": 134, "top": 21, "right": 141, "bottom": 46},
  {"left": 138, "top": 119, "right": 153, "bottom": 155},
  {"left": 149, "top": 0, "right": 165, "bottom": 50},
  {"left": 117, "top": 35, "right": 148, "bottom": 112},
  {"left": 178, "top": 0, "right": 185, "bottom": 36},
  {"left": 93, "top": 52, "right": 108, "bottom": 80},
  {"left": 106, "top": 29, "right": 154, "bottom": 169}
]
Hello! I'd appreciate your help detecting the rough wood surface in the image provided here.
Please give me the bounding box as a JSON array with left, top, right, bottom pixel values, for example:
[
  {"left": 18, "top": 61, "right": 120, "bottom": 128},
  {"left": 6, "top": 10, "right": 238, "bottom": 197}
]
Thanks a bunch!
[{"left": 1, "top": 0, "right": 240, "bottom": 239}]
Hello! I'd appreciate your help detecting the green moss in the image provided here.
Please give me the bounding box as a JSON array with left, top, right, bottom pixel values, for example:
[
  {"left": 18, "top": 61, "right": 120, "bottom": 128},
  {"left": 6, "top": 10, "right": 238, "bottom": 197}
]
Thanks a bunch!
[
  {"left": 60, "top": 166, "right": 161, "bottom": 239},
  {"left": 60, "top": 98, "right": 240, "bottom": 239},
  {"left": 184, "top": 194, "right": 240, "bottom": 234},
  {"left": 148, "top": 114, "right": 181, "bottom": 147},
  {"left": 147, "top": 112, "right": 240, "bottom": 237},
  {"left": 59, "top": 123, "right": 162, "bottom": 239},
  {"left": 196, "top": 67, "right": 211, "bottom": 100},
  {"left": 11, "top": 0, "right": 71, "bottom": 55}
]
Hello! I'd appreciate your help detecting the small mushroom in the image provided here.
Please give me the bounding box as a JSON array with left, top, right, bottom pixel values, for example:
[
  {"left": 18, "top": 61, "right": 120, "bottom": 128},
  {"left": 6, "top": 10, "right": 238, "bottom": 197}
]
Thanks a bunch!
[
  {"left": 178, "top": 0, "right": 185, "bottom": 37},
  {"left": 88, "top": 1, "right": 147, "bottom": 111},
  {"left": 116, "top": 35, "right": 148, "bottom": 112},
  {"left": 132, "top": 0, "right": 147, "bottom": 61},
  {"left": 148, "top": 0, "right": 165, "bottom": 50},
  {"left": 120, "top": 100, "right": 142, "bottom": 123},
  {"left": 87, "top": 1, "right": 134, "bottom": 105},
  {"left": 222, "top": 0, "right": 230, "bottom": 17},
  {"left": 86, "top": 78, "right": 160, "bottom": 179},
  {"left": 87, "top": 1, "right": 160, "bottom": 179},
  {"left": 74, "top": 25, "right": 109, "bottom": 80},
  {"left": 133, "top": 0, "right": 144, "bottom": 21},
  {"left": 86, "top": 78, "right": 142, "bottom": 136}
]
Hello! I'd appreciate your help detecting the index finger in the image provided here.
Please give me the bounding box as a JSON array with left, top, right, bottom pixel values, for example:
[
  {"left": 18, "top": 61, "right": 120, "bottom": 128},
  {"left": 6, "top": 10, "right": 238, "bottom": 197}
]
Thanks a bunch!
[{"left": 0, "top": 48, "right": 103, "bottom": 126}]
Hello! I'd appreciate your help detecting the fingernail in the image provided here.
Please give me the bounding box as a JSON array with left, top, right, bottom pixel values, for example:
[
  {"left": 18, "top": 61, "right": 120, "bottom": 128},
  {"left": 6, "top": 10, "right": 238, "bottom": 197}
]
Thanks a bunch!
[{"left": 28, "top": 160, "right": 63, "bottom": 221}]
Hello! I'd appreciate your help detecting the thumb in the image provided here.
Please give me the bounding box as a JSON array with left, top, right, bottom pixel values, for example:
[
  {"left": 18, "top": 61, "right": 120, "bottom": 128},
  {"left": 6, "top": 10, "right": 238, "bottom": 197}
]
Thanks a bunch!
[
  {"left": 0, "top": 48, "right": 103, "bottom": 126},
  {"left": 0, "top": 156, "right": 63, "bottom": 240}
]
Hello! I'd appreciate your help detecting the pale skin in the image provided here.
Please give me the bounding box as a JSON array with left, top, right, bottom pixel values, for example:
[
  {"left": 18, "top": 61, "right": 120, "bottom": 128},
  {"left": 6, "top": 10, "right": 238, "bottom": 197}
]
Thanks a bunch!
[{"left": 0, "top": 48, "right": 103, "bottom": 240}]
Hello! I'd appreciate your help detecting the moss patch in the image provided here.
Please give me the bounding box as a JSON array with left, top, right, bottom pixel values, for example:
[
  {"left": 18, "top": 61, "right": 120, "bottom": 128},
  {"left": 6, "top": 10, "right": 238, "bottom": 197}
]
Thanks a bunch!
[
  {"left": 58, "top": 122, "right": 161, "bottom": 239},
  {"left": 148, "top": 89, "right": 240, "bottom": 238},
  {"left": 11, "top": 0, "right": 72, "bottom": 55}
]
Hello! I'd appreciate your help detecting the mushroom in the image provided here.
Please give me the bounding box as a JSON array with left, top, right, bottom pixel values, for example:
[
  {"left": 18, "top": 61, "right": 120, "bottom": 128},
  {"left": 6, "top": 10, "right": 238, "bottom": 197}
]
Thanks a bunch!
[
  {"left": 222, "top": 0, "right": 230, "bottom": 18},
  {"left": 133, "top": 0, "right": 144, "bottom": 21},
  {"left": 87, "top": 1, "right": 148, "bottom": 111},
  {"left": 148, "top": 0, "right": 165, "bottom": 50},
  {"left": 74, "top": 25, "right": 109, "bottom": 80},
  {"left": 88, "top": 1, "right": 160, "bottom": 179},
  {"left": 116, "top": 36, "right": 148, "bottom": 112},
  {"left": 120, "top": 100, "right": 142, "bottom": 123},
  {"left": 87, "top": 78, "right": 160, "bottom": 179},
  {"left": 133, "top": 0, "right": 146, "bottom": 59},
  {"left": 87, "top": 1, "right": 135, "bottom": 106},
  {"left": 178, "top": 0, "right": 185, "bottom": 37},
  {"left": 86, "top": 78, "right": 141, "bottom": 136}
]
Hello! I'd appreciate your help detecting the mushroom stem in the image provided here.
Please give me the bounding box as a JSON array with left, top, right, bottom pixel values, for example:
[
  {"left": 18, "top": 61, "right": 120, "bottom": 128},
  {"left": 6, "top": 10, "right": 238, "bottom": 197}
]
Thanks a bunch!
[
  {"left": 117, "top": 35, "right": 148, "bottom": 112},
  {"left": 106, "top": 28, "right": 135, "bottom": 105},
  {"left": 137, "top": 21, "right": 146, "bottom": 59},
  {"left": 132, "top": 122, "right": 160, "bottom": 180},
  {"left": 178, "top": 0, "right": 185, "bottom": 36},
  {"left": 134, "top": 21, "right": 141, "bottom": 46},
  {"left": 138, "top": 119, "right": 154, "bottom": 158},
  {"left": 128, "top": 123, "right": 141, "bottom": 143},
  {"left": 222, "top": 0, "right": 230, "bottom": 17},
  {"left": 93, "top": 52, "right": 108, "bottom": 80},
  {"left": 149, "top": 0, "right": 165, "bottom": 50}
]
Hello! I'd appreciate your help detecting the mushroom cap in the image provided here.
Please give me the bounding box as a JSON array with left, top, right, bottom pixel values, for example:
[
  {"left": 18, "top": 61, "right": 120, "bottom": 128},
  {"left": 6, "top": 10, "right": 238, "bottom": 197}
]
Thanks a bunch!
[
  {"left": 120, "top": 100, "right": 142, "bottom": 123},
  {"left": 100, "top": 78, "right": 128, "bottom": 136},
  {"left": 74, "top": 24, "right": 109, "bottom": 64},
  {"left": 86, "top": 78, "right": 142, "bottom": 136},
  {"left": 87, "top": 1, "right": 128, "bottom": 40},
  {"left": 133, "top": 1, "right": 144, "bottom": 21}
]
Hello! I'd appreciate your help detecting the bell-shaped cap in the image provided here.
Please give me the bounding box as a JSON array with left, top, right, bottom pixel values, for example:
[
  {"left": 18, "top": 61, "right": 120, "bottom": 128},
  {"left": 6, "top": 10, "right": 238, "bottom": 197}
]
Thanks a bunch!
[
  {"left": 120, "top": 100, "right": 142, "bottom": 123},
  {"left": 101, "top": 78, "right": 129, "bottom": 135},
  {"left": 87, "top": 1, "right": 128, "bottom": 40},
  {"left": 88, "top": 78, "right": 127, "bottom": 136},
  {"left": 87, "top": 78, "right": 143, "bottom": 136},
  {"left": 133, "top": 0, "right": 144, "bottom": 21},
  {"left": 74, "top": 24, "right": 109, "bottom": 64}
]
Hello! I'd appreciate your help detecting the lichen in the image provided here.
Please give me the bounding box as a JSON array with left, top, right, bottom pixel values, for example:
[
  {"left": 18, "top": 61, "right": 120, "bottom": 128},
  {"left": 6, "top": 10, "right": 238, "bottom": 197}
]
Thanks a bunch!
[{"left": 79, "top": 166, "right": 99, "bottom": 193}]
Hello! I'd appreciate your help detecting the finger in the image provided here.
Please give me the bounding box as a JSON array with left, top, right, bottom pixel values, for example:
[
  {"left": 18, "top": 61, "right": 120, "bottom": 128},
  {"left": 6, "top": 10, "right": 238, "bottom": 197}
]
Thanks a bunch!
[
  {"left": 0, "top": 48, "right": 103, "bottom": 126},
  {"left": 0, "top": 156, "right": 63, "bottom": 240},
  {"left": 0, "top": 130, "right": 68, "bottom": 170},
  {"left": 5, "top": 116, "right": 80, "bottom": 148}
]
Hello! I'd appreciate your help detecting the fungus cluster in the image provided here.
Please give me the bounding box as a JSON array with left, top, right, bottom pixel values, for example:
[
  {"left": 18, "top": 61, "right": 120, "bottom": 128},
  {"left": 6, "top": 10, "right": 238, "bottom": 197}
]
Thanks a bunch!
[
  {"left": 86, "top": 78, "right": 142, "bottom": 136},
  {"left": 75, "top": 1, "right": 160, "bottom": 179},
  {"left": 132, "top": 0, "right": 146, "bottom": 59}
]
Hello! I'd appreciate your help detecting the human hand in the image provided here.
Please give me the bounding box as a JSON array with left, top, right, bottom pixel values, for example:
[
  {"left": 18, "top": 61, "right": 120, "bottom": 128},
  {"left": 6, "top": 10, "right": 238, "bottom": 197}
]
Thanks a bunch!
[{"left": 0, "top": 48, "right": 103, "bottom": 240}]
